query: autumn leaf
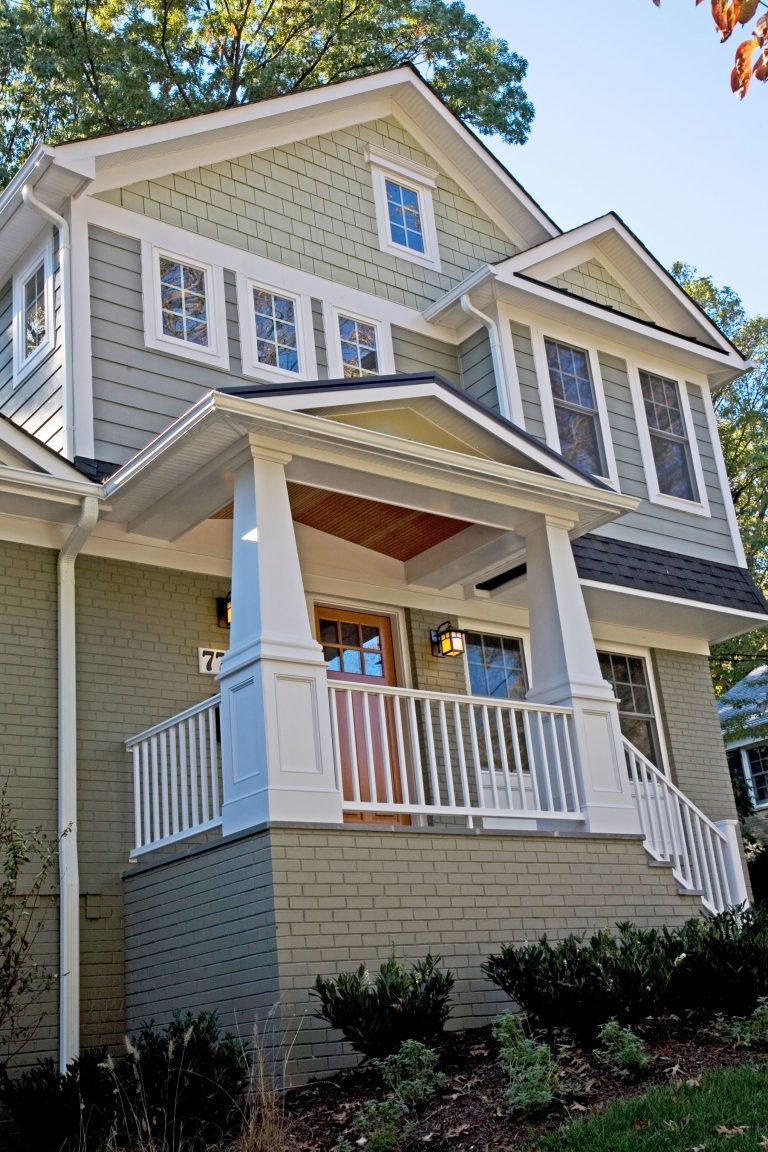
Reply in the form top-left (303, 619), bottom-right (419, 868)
top-left (755, 43), bottom-right (768, 80)
top-left (715, 1123), bottom-right (749, 1135)
top-left (712, 0), bottom-right (742, 42)
top-left (737, 0), bottom-right (761, 23)
top-left (731, 36), bottom-right (759, 96)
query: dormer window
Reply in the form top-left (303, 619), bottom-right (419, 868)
top-left (366, 145), bottom-right (441, 271)
top-left (13, 240), bottom-right (54, 384)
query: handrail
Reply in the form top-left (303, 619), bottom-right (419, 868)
top-left (329, 681), bottom-right (574, 715)
top-left (624, 737), bottom-right (733, 913)
top-left (125, 695), bottom-right (221, 749)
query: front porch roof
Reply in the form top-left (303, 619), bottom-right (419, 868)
top-left (101, 375), bottom-right (637, 558)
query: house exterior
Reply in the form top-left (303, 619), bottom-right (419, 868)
top-left (719, 666), bottom-right (768, 825)
top-left (0, 67), bottom-right (765, 1079)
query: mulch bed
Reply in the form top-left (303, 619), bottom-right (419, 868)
top-left (284, 1016), bottom-right (760, 1151)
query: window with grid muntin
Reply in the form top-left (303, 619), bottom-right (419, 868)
top-left (318, 617), bottom-right (384, 677)
top-left (385, 179), bottom-right (425, 253)
top-left (159, 257), bottom-right (209, 346)
top-left (338, 315), bottom-right (379, 378)
top-left (639, 370), bottom-right (698, 501)
top-left (544, 338), bottom-right (606, 476)
top-left (252, 288), bottom-right (299, 373)
top-left (22, 263), bottom-right (47, 360)
top-left (598, 651), bottom-right (661, 766)
top-left (465, 632), bottom-right (528, 701)
top-left (746, 745), bottom-right (768, 804)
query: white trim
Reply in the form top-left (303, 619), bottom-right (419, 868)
top-left (140, 242), bottom-right (229, 369)
top-left (69, 196), bottom-right (95, 458)
top-left (580, 577), bottom-right (768, 625)
top-left (625, 358), bottom-right (710, 518)
top-left (87, 196), bottom-right (456, 345)
top-left (529, 322), bottom-right (620, 490)
top-left (235, 273), bottom-right (316, 384)
top-left (740, 745), bottom-right (768, 810)
top-left (324, 305), bottom-right (395, 380)
top-left (700, 380), bottom-right (747, 567)
top-left (12, 235), bottom-right (55, 385)
top-left (495, 308), bottom-right (526, 428)
top-left (594, 640), bottom-right (671, 777)
top-left (366, 145), bottom-right (441, 272)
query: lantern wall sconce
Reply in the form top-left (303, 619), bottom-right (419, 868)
top-left (430, 620), bottom-right (466, 658)
top-left (216, 592), bottom-right (231, 629)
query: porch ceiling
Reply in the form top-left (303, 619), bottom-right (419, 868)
top-left (212, 482), bottom-right (472, 562)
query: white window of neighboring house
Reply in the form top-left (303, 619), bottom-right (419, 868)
top-left (141, 243), bottom-right (229, 368)
top-left (235, 276), bottom-right (317, 384)
top-left (732, 745), bottom-right (768, 808)
top-left (13, 240), bottom-right (54, 384)
top-left (628, 363), bottom-right (710, 515)
top-left (366, 145), bottom-right (441, 271)
top-left (325, 307), bottom-right (395, 380)
top-left (597, 649), bottom-right (665, 768)
top-left (465, 631), bottom-right (528, 701)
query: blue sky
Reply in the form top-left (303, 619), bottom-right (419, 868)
top-left (468, 0), bottom-right (766, 316)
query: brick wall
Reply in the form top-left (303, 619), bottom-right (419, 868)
top-left (652, 648), bottom-right (737, 821)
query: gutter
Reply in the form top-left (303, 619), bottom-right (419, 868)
top-left (21, 185), bottom-right (74, 461)
top-left (57, 495), bottom-right (100, 1071)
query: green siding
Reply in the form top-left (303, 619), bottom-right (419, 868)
top-left (510, 320), bottom-right (546, 439)
top-left (549, 260), bottom-right (650, 321)
top-left (458, 326), bottom-right (497, 411)
top-left (391, 325), bottom-right (460, 384)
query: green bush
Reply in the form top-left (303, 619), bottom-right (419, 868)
top-left (340, 1041), bottom-right (445, 1152)
top-left (0, 1049), bottom-right (116, 1152)
top-left (710, 998), bottom-right (768, 1046)
top-left (483, 923), bottom-right (674, 1037)
top-left (493, 1014), bottom-right (558, 1115)
top-left (594, 1019), bottom-right (649, 1080)
top-left (666, 905), bottom-right (768, 1017)
top-left (312, 954), bottom-right (454, 1059)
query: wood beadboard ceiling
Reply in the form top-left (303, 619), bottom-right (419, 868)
top-left (211, 482), bottom-right (470, 562)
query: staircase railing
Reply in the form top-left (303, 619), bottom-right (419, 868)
top-left (624, 737), bottom-right (734, 913)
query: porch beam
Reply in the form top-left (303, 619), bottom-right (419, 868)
top-left (404, 526), bottom-right (524, 589)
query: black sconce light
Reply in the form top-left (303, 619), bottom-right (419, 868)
top-left (216, 592), bottom-right (231, 629)
top-left (430, 620), bottom-right (466, 658)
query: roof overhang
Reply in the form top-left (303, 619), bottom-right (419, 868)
top-left (102, 386), bottom-right (637, 543)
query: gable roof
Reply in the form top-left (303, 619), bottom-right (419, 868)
top-left (719, 665), bottom-right (768, 738)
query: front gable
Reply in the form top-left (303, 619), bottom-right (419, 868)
top-left (546, 259), bottom-right (651, 323)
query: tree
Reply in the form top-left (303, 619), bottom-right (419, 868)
top-left (673, 262), bottom-right (768, 693)
top-left (0, 0), bottom-right (534, 188)
top-left (652, 0), bottom-right (768, 98)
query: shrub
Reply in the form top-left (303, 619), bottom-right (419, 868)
top-left (341, 1041), bottom-right (444, 1152)
top-left (710, 997), bottom-right (768, 1047)
top-left (0, 1049), bottom-right (116, 1152)
top-left (594, 1019), bottom-right (649, 1080)
top-left (483, 923), bottom-right (674, 1036)
top-left (312, 954), bottom-right (454, 1059)
top-left (666, 905), bottom-right (768, 1017)
top-left (493, 1013), bottom-right (558, 1116)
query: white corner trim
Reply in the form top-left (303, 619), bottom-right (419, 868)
top-left (625, 358), bottom-right (711, 519)
top-left (140, 241), bottom-right (229, 369)
top-left (323, 304), bottom-right (395, 380)
top-left (700, 381), bottom-right (747, 567)
top-left (70, 196), bottom-right (95, 458)
top-left (366, 144), bottom-right (442, 272)
top-left (12, 235), bottom-right (55, 386)
top-left (529, 323), bottom-right (620, 491)
top-left (235, 273), bottom-right (317, 385)
top-left (494, 308), bottom-right (526, 428)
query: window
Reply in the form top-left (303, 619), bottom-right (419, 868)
top-left (235, 275), bottom-right (315, 384)
top-left (367, 145), bottom-right (441, 270)
top-left (465, 632), bottom-right (528, 701)
top-left (13, 241), bottom-right (54, 383)
top-left (544, 337), bottom-right (606, 476)
top-left (639, 370), bottom-right (698, 501)
top-left (738, 745), bottom-right (768, 807)
top-left (598, 651), bottom-right (662, 766)
top-left (337, 314), bottom-right (380, 378)
top-left (141, 243), bottom-right (228, 368)
top-left (252, 288), bottom-right (298, 372)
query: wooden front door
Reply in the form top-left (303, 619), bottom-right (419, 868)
top-left (315, 605), bottom-right (408, 824)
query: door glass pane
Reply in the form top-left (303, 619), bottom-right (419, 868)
top-left (363, 651), bottom-right (384, 677)
top-left (341, 622), bottom-right (359, 647)
top-left (318, 618), bottom-right (339, 645)
top-left (323, 647), bottom-right (342, 672)
top-left (342, 649), bottom-right (362, 674)
top-left (361, 625), bottom-right (381, 649)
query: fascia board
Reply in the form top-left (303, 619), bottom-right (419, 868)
top-left (0, 464), bottom-right (104, 502)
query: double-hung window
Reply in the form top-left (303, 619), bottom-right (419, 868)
top-left (367, 145), bottom-right (441, 270)
top-left (543, 337), bottom-right (608, 478)
top-left (597, 650), bottom-right (663, 767)
top-left (141, 243), bottom-right (228, 368)
top-left (638, 369), bottom-right (699, 502)
top-left (236, 276), bottom-right (316, 383)
top-left (338, 314), bottom-right (379, 378)
top-left (13, 241), bottom-right (54, 383)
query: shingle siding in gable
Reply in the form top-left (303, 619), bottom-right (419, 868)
top-left (549, 260), bottom-right (650, 321)
top-left (100, 117), bottom-right (518, 312)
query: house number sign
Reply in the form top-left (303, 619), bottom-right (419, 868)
top-left (198, 648), bottom-right (227, 675)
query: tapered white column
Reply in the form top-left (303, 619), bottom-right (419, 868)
top-left (218, 441), bottom-right (342, 832)
top-left (522, 514), bottom-right (641, 834)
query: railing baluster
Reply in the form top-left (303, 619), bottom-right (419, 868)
top-left (329, 688), bottom-right (343, 794)
top-left (424, 700), bottom-right (442, 807)
top-left (361, 692), bottom-right (378, 804)
top-left (548, 713), bottom-right (568, 813)
top-left (407, 696), bottom-right (426, 807)
top-left (159, 731), bottom-right (170, 841)
top-left (522, 710), bottom-right (542, 811)
top-left (198, 711), bottom-right (210, 825)
top-left (169, 726), bottom-right (180, 835)
top-left (481, 705), bottom-right (499, 811)
top-left (438, 699), bottom-right (456, 808)
top-left (208, 703), bottom-right (220, 819)
top-left (468, 703), bottom-right (485, 810)
top-left (393, 695), bottom-right (411, 807)
top-left (179, 723), bottom-right (189, 830)
top-left (561, 714), bottom-right (580, 812)
top-left (453, 701), bottom-right (473, 826)
top-left (345, 689), bottom-right (361, 805)
top-left (683, 805), bottom-right (702, 893)
top-left (150, 735), bottom-right (160, 844)
top-left (508, 710), bottom-right (527, 811)
top-left (536, 711), bottom-right (554, 811)
top-left (188, 719), bottom-right (199, 828)
top-left (377, 693), bottom-right (394, 806)
top-left (141, 742), bottom-right (151, 846)
top-left (132, 746), bottom-right (142, 850)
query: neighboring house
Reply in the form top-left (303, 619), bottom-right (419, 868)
top-left (0, 67), bottom-right (765, 1079)
top-left (719, 666), bottom-right (768, 822)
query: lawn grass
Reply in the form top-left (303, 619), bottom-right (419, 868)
top-left (533, 1063), bottom-right (768, 1151)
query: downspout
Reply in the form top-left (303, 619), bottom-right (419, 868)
top-left (459, 294), bottom-right (514, 422)
top-left (21, 185), bottom-right (74, 461)
top-left (57, 496), bottom-right (99, 1071)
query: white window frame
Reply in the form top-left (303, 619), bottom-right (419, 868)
top-left (596, 641), bottom-right (670, 775)
top-left (738, 744), bottom-right (768, 810)
top-left (141, 242), bottom-right (229, 369)
top-left (324, 305), bottom-right (395, 381)
top-left (458, 621), bottom-right (531, 702)
top-left (626, 358), bottom-right (710, 517)
top-left (530, 324), bottom-right (620, 489)
top-left (12, 239), bottom-right (55, 386)
top-left (366, 145), bottom-right (441, 272)
top-left (235, 274), bottom-right (316, 384)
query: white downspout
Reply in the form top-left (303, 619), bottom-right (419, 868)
top-left (57, 496), bottom-right (99, 1071)
top-left (459, 294), bottom-right (514, 422)
top-left (21, 185), bottom-right (74, 461)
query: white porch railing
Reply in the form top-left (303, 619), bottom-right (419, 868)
top-left (328, 683), bottom-right (582, 825)
top-left (624, 737), bottom-right (734, 913)
top-left (126, 695), bottom-right (223, 858)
